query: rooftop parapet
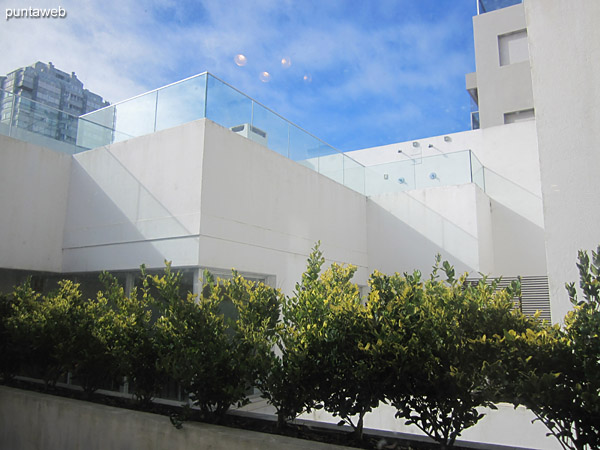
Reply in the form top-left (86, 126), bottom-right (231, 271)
top-left (1, 73), bottom-right (488, 197)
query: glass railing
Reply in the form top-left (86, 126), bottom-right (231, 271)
top-left (2, 77), bottom-right (488, 198)
top-left (364, 150), bottom-right (485, 196)
top-left (0, 88), bottom-right (121, 154)
top-left (78, 72), bottom-right (367, 194)
top-left (478, 0), bottom-right (522, 14)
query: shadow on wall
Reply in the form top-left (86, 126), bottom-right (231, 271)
top-left (480, 168), bottom-right (547, 276)
top-left (62, 147), bottom-right (200, 272)
top-left (367, 195), bottom-right (477, 277)
top-left (490, 200), bottom-right (547, 276)
top-left (483, 168), bottom-right (544, 228)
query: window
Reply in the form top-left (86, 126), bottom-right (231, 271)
top-left (504, 108), bottom-right (534, 124)
top-left (498, 29), bottom-right (529, 66)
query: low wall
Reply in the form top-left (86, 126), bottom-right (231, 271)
top-left (0, 386), bottom-right (349, 450)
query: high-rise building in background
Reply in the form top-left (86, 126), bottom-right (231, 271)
top-left (0, 61), bottom-right (109, 144)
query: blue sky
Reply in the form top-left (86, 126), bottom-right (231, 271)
top-left (1, 0), bottom-right (477, 151)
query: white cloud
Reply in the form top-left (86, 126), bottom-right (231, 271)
top-left (0, 0), bottom-right (476, 149)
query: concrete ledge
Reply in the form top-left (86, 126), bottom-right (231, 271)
top-left (0, 386), bottom-right (350, 450)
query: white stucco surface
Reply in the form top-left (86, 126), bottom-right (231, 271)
top-left (367, 184), bottom-right (491, 276)
top-left (525, 0), bottom-right (600, 322)
top-left (63, 120), bottom-right (205, 272)
top-left (198, 120), bottom-right (369, 294)
top-left (472, 3), bottom-right (534, 128)
top-left (299, 401), bottom-right (561, 450)
top-left (61, 119), bottom-right (369, 294)
top-left (349, 121), bottom-right (546, 278)
top-left (0, 135), bottom-right (71, 272)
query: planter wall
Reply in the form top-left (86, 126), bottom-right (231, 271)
top-left (0, 386), bottom-right (350, 450)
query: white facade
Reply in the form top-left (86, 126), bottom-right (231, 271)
top-left (0, 0), bottom-right (594, 323)
top-left (349, 120), bottom-right (546, 279)
top-left (0, 0), bottom-right (598, 447)
top-left (59, 118), bottom-right (369, 294)
top-left (524, 0), bottom-right (600, 321)
top-left (466, 3), bottom-right (534, 129)
top-left (0, 135), bottom-right (71, 287)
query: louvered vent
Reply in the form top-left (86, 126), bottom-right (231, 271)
top-left (465, 276), bottom-right (551, 322)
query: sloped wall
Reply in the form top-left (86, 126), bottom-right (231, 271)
top-left (0, 386), bottom-right (348, 450)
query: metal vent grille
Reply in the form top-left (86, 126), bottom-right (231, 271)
top-left (465, 276), bottom-right (551, 322)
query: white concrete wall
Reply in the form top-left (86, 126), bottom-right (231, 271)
top-left (0, 386), bottom-right (349, 450)
top-left (349, 122), bottom-right (546, 278)
top-left (62, 119), bottom-right (368, 294)
top-left (198, 120), bottom-right (369, 294)
top-left (476, 122), bottom-right (547, 277)
top-left (367, 184), bottom-right (492, 276)
top-left (472, 3), bottom-right (534, 128)
top-left (524, 0), bottom-right (600, 322)
top-left (62, 120), bottom-right (205, 272)
top-left (301, 401), bottom-right (560, 450)
top-left (0, 135), bottom-right (71, 272)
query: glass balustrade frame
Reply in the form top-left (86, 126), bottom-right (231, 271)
top-left (1, 76), bottom-right (487, 196)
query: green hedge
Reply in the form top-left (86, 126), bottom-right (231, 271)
top-left (1, 244), bottom-right (599, 449)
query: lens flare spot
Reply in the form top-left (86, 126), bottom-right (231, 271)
top-left (234, 54), bottom-right (247, 66)
top-left (281, 57), bottom-right (292, 68)
top-left (303, 74), bottom-right (312, 83)
top-left (259, 71), bottom-right (271, 82)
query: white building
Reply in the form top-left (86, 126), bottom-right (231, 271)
top-left (0, 0), bottom-right (598, 447)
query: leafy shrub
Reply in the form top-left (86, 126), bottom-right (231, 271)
top-left (155, 267), bottom-right (271, 421)
top-left (95, 270), bottom-right (167, 405)
top-left (249, 244), bottom-right (324, 428)
top-left (4, 245), bottom-right (599, 449)
top-left (299, 259), bottom-right (382, 439)
top-left (0, 292), bottom-right (26, 381)
top-left (4, 279), bottom-right (119, 394)
top-left (369, 256), bottom-right (539, 449)
top-left (509, 247), bottom-right (600, 450)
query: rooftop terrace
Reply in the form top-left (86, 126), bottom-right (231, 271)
top-left (1, 73), bottom-right (486, 196)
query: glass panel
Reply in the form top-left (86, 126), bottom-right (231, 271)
top-left (13, 96), bottom-right (60, 139)
top-left (413, 151), bottom-right (469, 189)
top-left (479, 0), bottom-right (521, 14)
top-left (77, 106), bottom-right (116, 148)
top-left (470, 151), bottom-right (486, 191)
top-left (365, 158), bottom-right (418, 195)
top-left (289, 124), bottom-right (325, 168)
top-left (205, 75), bottom-right (252, 130)
top-left (57, 113), bottom-right (79, 145)
top-left (0, 93), bottom-right (81, 153)
top-left (343, 155), bottom-right (365, 194)
top-left (483, 169), bottom-right (543, 227)
top-left (319, 152), bottom-right (344, 185)
top-left (112, 91), bottom-right (158, 141)
top-left (365, 150), bottom-right (481, 195)
top-left (251, 103), bottom-right (289, 157)
top-left (156, 74), bottom-right (206, 132)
